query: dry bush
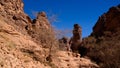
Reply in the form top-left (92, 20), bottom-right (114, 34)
top-left (28, 26), bottom-right (58, 47)
top-left (27, 26), bottom-right (59, 59)
top-left (83, 31), bottom-right (120, 68)
top-left (54, 29), bottom-right (72, 51)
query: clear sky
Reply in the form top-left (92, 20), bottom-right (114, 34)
top-left (23, 0), bottom-right (119, 38)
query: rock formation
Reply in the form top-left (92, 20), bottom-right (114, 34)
top-left (32, 11), bottom-right (51, 30)
top-left (0, 0), bottom-right (28, 33)
top-left (92, 5), bottom-right (120, 37)
top-left (69, 24), bottom-right (82, 53)
top-left (84, 5), bottom-right (120, 68)
top-left (0, 0), bottom-right (99, 68)
top-left (0, 0), bottom-right (56, 48)
top-left (27, 11), bottom-right (56, 48)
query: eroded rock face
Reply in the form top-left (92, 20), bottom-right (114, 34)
top-left (0, 0), bottom-right (55, 47)
top-left (0, 0), bottom-right (52, 35)
top-left (26, 11), bottom-right (57, 48)
top-left (0, 0), bottom-right (24, 15)
top-left (0, 0), bottom-right (30, 34)
top-left (92, 5), bottom-right (120, 37)
top-left (0, 16), bottom-right (51, 68)
top-left (69, 24), bottom-right (82, 53)
top-left (32, 11), bottom-right (51, 30)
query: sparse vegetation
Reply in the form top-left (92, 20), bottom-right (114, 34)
top-left (83, 31), bottom-right (120, 68)
top-left (28, 28), bottom-right (59, 59)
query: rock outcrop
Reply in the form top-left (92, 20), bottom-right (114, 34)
top-left (69, 24), bottom-right (82, 53)
top-left (27, 11), bottom-right (56, 48)
top-left (0, 0), bottom-right (24, 15)
top-left (92, 5), bottom-right (120, 37)
top-left (0, 0), bottom-right (28, 34)
top-left (84, 5), bottom-right (120, 68)
top-left (0, 0), bottom-right (56, 48)
top-left (33, 11), bottom-right (51, 29)
top-left (0, 16), bottom-right (51, 68)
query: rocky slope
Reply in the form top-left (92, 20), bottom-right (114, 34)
top-left (84, 5), bottom-right (120, 68)
top-left (92, 4), bottom-right (120, 37)
top-left (0, 0), bottom-right (99, 68)
top-left (0, 0), bottom-right (56, 48)
top-left (0, 0), bottom-right (28, 34)
top-left (0, 15), bottom-right (51, 68)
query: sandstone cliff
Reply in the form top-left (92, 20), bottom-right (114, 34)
top-left (0, 0), bottom-right (56, 48)
top-left (0, 15), bottom-right (50, 68)
top-left (0, 0), bottom-right (28, 34)
top-left (92, 4), bottom-right (120, 37)
top-left (0, 0), bottom-right (99, 68)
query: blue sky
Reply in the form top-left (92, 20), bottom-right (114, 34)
top-left (23, 0), bottom-right (119, 38)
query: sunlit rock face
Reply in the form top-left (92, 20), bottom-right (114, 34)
top-left (0, 0), bottom-right (24, 15)
top-left (0, 0), bottom-right (30, 34)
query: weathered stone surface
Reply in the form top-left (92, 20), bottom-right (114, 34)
top-left (69, 24), bottom-right (82, 53)
top-left (0, 0), bottom-right (30, 34)
top-left (32, 11), bottom-right (51, 30)
top-left (92, 5), bottom-right (120, 37)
